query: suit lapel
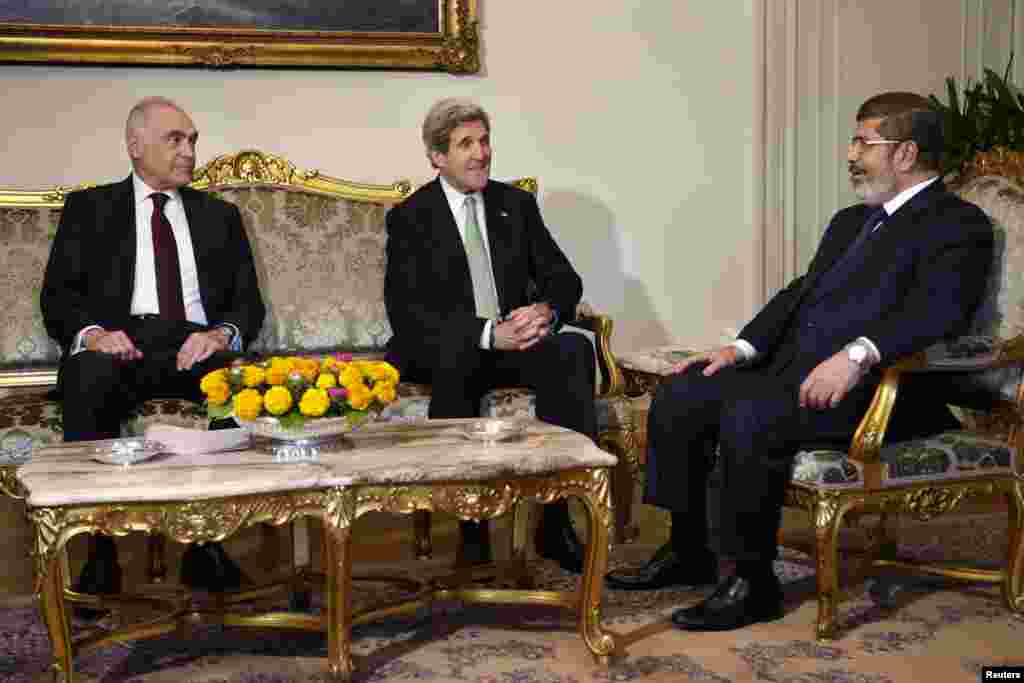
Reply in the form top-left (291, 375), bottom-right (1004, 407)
top-left (427, 179), bottom-right (475, 304)
top-left (813, 210), bottom-right (869, 278)
top-left (180, 187), bottom-right (213, 311)
top-left (114, 177), bottom-right (138, 313)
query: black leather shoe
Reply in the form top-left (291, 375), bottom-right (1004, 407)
top-left (180, 542), bottom-right (244, 592)
top-left (72, 535), bottom-right (122, 620)
top-left (605, 543), bottom-right (717, 590)
top-left (535, 512), bottom-right (585, 574)
top-left (670, 574), bottom-right (784, 631)
top-left (455, 520), bottom-right (492, 567)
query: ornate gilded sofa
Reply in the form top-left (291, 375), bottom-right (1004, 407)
top-left (0, 150), bottom-right (632, 561)
top-left (616, 161), bottom-right (1024, 641)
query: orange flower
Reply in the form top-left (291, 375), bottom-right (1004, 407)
top-left (204, 380), bottom-right (231, 406)
top-left (233, 388), bottom-right (263, 421)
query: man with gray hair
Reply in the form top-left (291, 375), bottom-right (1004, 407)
top-left (385, 98), bottom-right (595, 572)
top-left (41, 96), bottom-right (265, 609)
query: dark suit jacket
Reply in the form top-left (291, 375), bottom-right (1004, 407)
top-left (40, 176), bottom-right (265, 354)
top-left (743, 180), bottom-right (993, 372)
top-left (384, 178), bottom-right (582, 366)
top-left (739, 180), bottom-right (993, 438)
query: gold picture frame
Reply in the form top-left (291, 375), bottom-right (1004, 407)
top-left (0, 0), bottom-right (478, 73)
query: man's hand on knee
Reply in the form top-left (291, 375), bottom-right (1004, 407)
top-left (799, 350), bottom-right (864, 410)
top-left (672, 346), bottom-right (739, 377)
top-left (177, 329), bottom-right (230, 370)
top-left (84, 329), bottom-right (143, 361)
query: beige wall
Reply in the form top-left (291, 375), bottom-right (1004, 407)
top-left (0, 2), bottom-right (759, 353)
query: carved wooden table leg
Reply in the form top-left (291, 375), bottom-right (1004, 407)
top-left (40, 541), bottom-right (75, 682)
top-left (325, 522), bottom-right (354, 681)
top-left (576, 480), bottom-right (616, 663)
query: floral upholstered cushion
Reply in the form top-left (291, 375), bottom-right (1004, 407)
top-left (617, 346), bottom-right (700, 376)
top-left (213, 186), bottom-right (394, 353)
top-left (791, 431), bottom-right (1012, 489)
top-left (0, 207), bottom-right (62, 368)
top-left (955, 175), bottom-right (1024, 341)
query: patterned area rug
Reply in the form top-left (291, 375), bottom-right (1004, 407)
top-left (3, 514), bottom-right (1022, 682)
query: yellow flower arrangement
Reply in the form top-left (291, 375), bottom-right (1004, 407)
top-left (200, 354), bottom-right (400, 430)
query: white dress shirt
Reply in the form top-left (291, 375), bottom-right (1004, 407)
top-left (128, 173), bottom-right (207, 323)
top-left (439, 175), bottom-right (501, 349)
top-left (71, 172), bottom-right (238, 353)
top-left (732, 175), bottom-right (940, 365)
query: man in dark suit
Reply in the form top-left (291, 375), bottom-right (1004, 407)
top-left (384, 98), bottom-right (596, 572)
top-left (605, 92), bottom-right (994, 631)
top-left (40, 97), bottom-right (265, 607)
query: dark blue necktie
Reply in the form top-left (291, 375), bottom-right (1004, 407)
top-left (812, 205), bottom-right (887, 296)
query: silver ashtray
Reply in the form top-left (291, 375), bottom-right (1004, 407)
top-left (88, 438), bottom-right (166, 466)
top-left (460, 419), bottom-right (525, 444)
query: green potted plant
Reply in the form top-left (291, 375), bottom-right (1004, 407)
top-left (929, 57), bottom-right (1024, 182)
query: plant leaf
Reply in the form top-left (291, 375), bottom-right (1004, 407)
top-left (207, 402), bottom-right (233, 419)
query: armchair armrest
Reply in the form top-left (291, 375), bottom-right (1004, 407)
top-left (568, 302), bottom-right (625, 399)
top-left (847, 362), bottom-right (908, 488)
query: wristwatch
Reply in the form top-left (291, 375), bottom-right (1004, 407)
top-left (847, 342), bottom-right (872, 369)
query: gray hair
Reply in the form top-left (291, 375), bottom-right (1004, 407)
top-left (421, 97), bottom-right (491, 163)
top-left (125, 96), bottom-right (185, 138)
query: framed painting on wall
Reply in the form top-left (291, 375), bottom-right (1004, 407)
top-left (0, 0), bottom-right (478, 72)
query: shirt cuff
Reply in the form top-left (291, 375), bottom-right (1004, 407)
top-left (480, 319), bottom-right (493, 350)
top-left (855, 336), bottom-right (881, 365)
top-left (731, 339), bottom-right (757, 363)
top-left (218, 323), bottom-right (242, 352)
top-left (71, 325), bottom-right (104, 355)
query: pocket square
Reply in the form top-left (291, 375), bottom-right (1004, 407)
top-left (500, 210), bottom-right (509, 218)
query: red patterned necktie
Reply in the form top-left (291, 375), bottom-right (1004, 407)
top-left (150, 193), bottom-right (186, 321)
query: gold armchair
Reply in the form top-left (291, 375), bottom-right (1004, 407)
top-left (785, 160), bottom-right (1024, 641)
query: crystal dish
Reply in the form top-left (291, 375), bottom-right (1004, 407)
top-left (460, 419), bottom-right (526, 444)
top-left (88, 438), bottom-right (166, 466)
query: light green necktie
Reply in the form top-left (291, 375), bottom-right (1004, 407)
top-left (463, 196), bottom-right (500, 319)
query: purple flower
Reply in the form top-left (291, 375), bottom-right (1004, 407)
top-left (328, 387), bottom-right (348, 400)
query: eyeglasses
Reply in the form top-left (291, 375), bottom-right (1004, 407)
top-left (848, 136), bottom-right (906, 153)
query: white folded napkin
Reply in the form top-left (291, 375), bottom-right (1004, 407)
top-left (143, 423), bottom-right (251, 455)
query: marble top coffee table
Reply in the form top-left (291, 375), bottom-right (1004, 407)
top-left (17, 418), bottom-right (618, 682)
